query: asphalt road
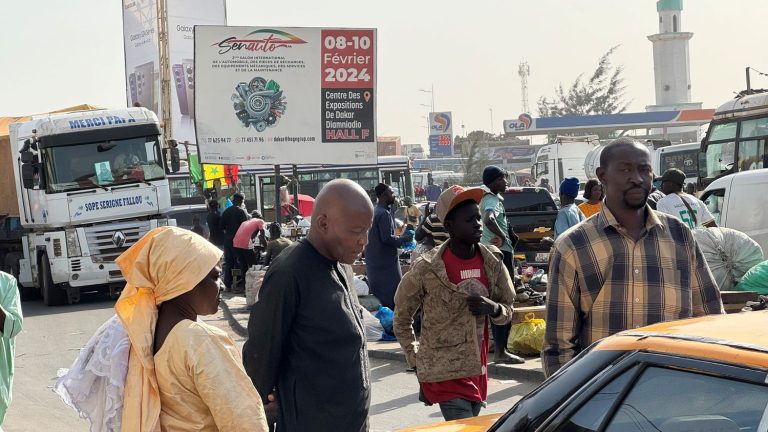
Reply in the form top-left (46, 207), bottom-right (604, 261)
top-left (3, 294), bottom-right (539, 431)
top-left (4, 292), bottom-right (115, 431)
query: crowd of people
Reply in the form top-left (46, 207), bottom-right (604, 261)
top-left (3, 136), bottom-right (767, 431)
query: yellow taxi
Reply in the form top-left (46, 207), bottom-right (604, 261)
top-left (400, 310), bottom-right (768, 431)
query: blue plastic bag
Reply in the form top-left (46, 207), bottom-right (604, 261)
top-left (374, 306), bottom-right (396, 341)
top-left (402, 229), bottom-right (417, 252)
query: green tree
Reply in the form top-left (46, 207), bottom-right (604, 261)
top-left (461, 131), bottom-right (493, 185)
top-left (537, 46), bottom-right (629, 117)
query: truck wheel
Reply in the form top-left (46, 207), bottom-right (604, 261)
top-left (5, 252), bottom-right (37, 300)
top-left (40, 257), bottom-right (66, 306)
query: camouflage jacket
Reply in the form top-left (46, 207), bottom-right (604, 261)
top-left (393, 242), bottom-right (515, 383)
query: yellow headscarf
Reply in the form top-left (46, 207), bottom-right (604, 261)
top-left (115, 226), bottom-right (222, 432)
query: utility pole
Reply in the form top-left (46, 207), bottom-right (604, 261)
top-left (156, 0), bottom-right (172, 141)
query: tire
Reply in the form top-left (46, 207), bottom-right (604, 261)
top-left (40, 257), bottom-right (67, 306)
top-left (4, 252), bottom-right (37, 301)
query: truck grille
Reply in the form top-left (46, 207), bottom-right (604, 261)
top-left (84, 221), bottom-right (152, 263)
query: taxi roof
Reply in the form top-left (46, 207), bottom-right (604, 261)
top-left (596, 311), bottom-right (768, 368)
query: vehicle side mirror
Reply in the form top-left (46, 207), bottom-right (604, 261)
top-left (21, 163), bottom-right (36, 189)
top-left (170, 146), bottom-right (180, 173)
top-left (20, 150), bottom-right (35, 164)
top-left (166, 140), bottom-right (181, 173)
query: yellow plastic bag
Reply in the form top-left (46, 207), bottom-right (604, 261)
top-left (507, 313), bottom-right (546, 355)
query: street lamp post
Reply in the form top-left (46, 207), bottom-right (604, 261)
top-left (419, 85), bottom-right (435, 113)
top-left (489, 108), bottom-right (494, 134)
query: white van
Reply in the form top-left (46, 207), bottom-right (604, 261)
top-left (700, 168), bottom-right (768, 256)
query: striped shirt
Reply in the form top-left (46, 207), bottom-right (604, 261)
top-left (422, 214), bottom-right (449, 245)
top-left (542, 205), bottom-right (724, 377)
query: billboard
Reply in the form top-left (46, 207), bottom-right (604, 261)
top-left (194, 26), bottom-right (378, 165)
top-left (428, 112), bottom-right (453, 157)
top-left (123, 0), bottom-right (160, 115)
top-left (122, 0), bottom-right (226, 143)
top-left (503, 113), bottom-right (535, 134)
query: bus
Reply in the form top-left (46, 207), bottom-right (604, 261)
top-left (168, 155), bottom-right (413, 221)
top-left (699, 90), bottom-right (768, 188)
top-left (412, 157), bottom-right (466, 172)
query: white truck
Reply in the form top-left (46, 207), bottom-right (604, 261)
top-left (584, 141), bottom-right (701, 190)
top-left (0, 107), bottom-right (174, 305)
top-left (531, 135), bottom-right (600, 193)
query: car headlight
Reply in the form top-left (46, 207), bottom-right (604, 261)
top-left (157, 218), bottom-right (169, 227)
top-left (65, 228), bottom-right (82, 256)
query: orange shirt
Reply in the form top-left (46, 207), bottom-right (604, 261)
top-left (578, 201), bottom-right (602, 218)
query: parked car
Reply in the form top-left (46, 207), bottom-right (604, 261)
top-left (165, 204), bottom-right (208, 233)
top-left (400, 310), bottom-right (768, 432)
top-left (503, 187), bottom-right (558, 264)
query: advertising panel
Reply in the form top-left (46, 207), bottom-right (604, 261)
top-left (503, 113), bottom-right (535, 133)
top-left (194, 26), bottom-right (378, 165)
top-left (122, 0), bottom-right (160, 115)
top-left (428, 112), bottom-right (453, 157)
top-left (167, 0), bottom-right (226, 143)
top-left (122, 0), bottom-right (226, 144)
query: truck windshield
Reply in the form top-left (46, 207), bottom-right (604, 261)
top-left (44, 135), bottom-right (165, 192)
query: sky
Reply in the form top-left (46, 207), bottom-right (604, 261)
top-left (1, 0), bottom-right (766, 148)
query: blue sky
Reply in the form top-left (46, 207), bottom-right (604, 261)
top-left (0, 0), bottom-right (765, 146)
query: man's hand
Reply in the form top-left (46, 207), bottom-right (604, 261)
top-left (264, 393), bottom-right (278, 425)
top-left (466, 294), bottom-right (500, 316)
top-left (490, 235), bottom-right (505, 248)
top-left (423, 203), bottom-right (433, 218)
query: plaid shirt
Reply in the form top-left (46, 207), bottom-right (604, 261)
top-left (542, 205), bottom-right (724, 376)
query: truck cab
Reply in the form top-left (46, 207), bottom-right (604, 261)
top-left (532, 135), bottom-right (600, 193)
top-left (8, 108), bottom-right (173, 305)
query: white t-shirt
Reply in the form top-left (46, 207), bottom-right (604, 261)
top-left (655, 193), bottom-right (715, 229)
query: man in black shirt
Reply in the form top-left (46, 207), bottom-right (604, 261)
top-left (206, 200), bottom-right (224, 248)
top-left (244, 179), bottom-right (373, 432)
top-left (220, 193), bottom-right (249, 290)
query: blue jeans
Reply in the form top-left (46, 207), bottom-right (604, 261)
top-left (438, 398), bottom-right (483, 421)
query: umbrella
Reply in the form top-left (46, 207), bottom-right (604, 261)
top-left (282, 194), bottom-right (315, 217)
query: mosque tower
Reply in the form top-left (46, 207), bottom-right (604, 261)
top-left (646, 0), bottom-right (702, 112)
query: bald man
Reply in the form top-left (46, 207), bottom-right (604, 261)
top-left (244, 179), bottom-right (374, 432)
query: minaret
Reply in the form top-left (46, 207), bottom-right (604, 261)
top-left (646, 0), bottom-right (702, 112)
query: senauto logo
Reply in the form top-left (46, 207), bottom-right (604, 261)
top-left (431, 113), bottom-right (451, 133)
top-left (215, 29), bottom-right (307, 54)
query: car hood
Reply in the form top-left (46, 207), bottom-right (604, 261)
top-left (397, 413), bottom-right (501, 431)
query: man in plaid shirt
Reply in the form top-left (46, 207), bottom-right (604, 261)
top-left (542, 138), bottom-right (724, 377)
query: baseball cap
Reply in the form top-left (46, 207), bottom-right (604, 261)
top-left (435, 185), bottom-right (485, 222)
top-left (661, 168), bottom-right (686, 186)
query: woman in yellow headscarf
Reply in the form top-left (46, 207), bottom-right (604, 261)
top-left (115, 226), bottom-right (268, 432)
